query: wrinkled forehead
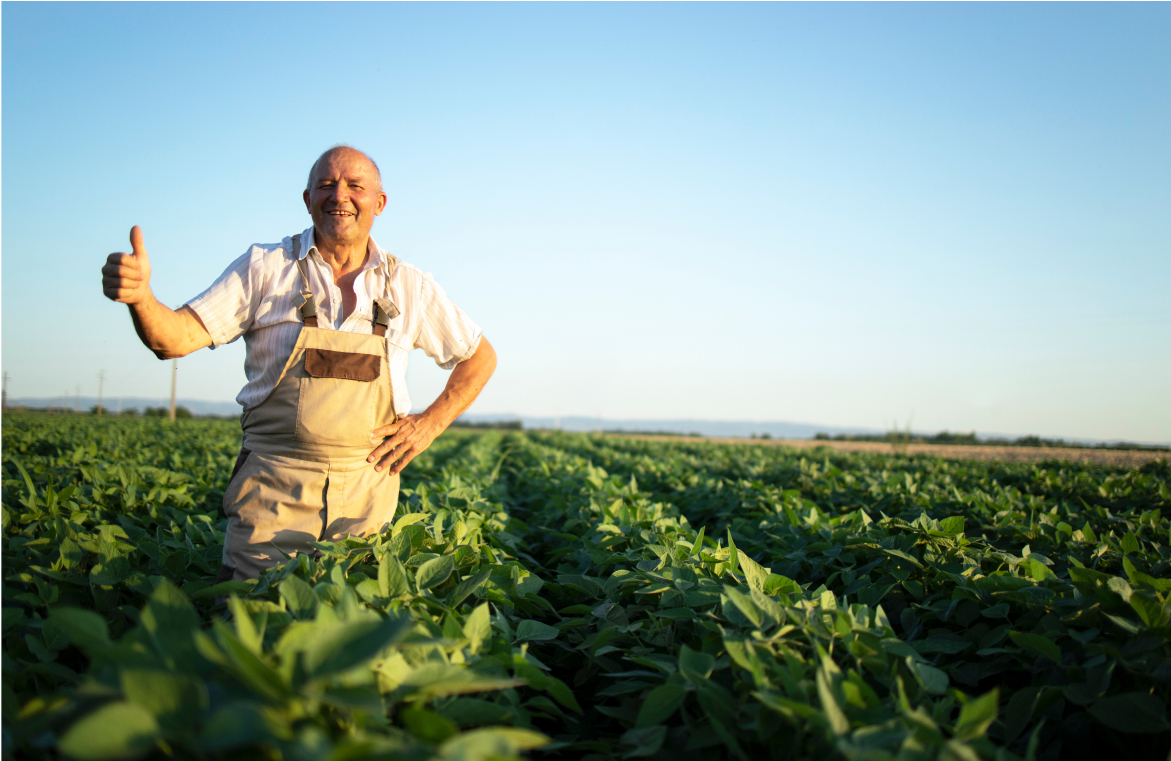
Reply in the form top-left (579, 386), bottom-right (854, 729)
top-left (309, 148), bottom-right (380, 186)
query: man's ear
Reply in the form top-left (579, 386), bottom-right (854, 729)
top-left (303, 189), bottom-right (312, 213)
top-left (374, 191), bottom-right (388, 216)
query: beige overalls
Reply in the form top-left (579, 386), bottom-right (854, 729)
top-left (220, 233), bottom-right (401, 581)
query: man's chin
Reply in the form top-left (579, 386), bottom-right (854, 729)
top-left (315, 220), bottom-right (364, 243)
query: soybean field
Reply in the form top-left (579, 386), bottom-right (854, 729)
top-left (3, 414), bottom-right (1169, 761)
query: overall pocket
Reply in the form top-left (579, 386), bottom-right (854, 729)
top-left (295, 348), bottom-right (382, 446)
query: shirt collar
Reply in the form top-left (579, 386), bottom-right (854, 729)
top-left (299, 227), bottom-right (397, 276)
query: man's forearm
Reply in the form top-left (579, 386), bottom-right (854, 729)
top-left (421, 338), bottom-right (498, 429)
top-left (129, 299), bottom-right (212, 360)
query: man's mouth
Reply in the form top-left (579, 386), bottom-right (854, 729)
top-left (327, 210), bottom-right (355, 218)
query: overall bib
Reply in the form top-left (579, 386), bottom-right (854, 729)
top-left (221, 234), bottom-right (401, 580)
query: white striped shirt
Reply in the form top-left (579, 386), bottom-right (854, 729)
top-left (186, 227), bottom-right (482, 414)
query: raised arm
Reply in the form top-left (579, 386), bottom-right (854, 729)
top-left (368, 336), bottom-right (498, 476)
top-left (101, 226), bottom-right (212, 359)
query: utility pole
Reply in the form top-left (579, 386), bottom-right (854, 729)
top-left (2, 371), bottom-right (8, 412)
top-left (169, 359), bottom-right (177, 422)
top-left (97, 370), bottom-right (105, 416)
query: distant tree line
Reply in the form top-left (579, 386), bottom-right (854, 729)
top-left (812, 430), bottom-right (1168, 452)
top-left (605, 429), bottom-right (704, 438)
top-left (450, 419), bottom-right (523, 430)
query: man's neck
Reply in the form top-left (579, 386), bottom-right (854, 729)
top-left (313, 229), bottom-right (370, 277)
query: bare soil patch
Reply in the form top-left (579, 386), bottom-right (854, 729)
top-left (610, 434), bottom-right (1169, 468)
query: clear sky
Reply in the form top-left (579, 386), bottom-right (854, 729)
top-left (3, 3), bottom-right (1168, 442)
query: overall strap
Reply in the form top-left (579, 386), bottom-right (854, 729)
top-left (290, 234), bottom-right (318, 328)
top-left (372, 251), bottom-right (400, 337)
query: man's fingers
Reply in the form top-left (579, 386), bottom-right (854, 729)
top-left (379, 445), bottom-right (417, 476)
top-left (104, 287), bottom-right (139, 303)
top-left (102, 262), bottom-right (143, 279)
top-left (385, 449), bottom-right (418, 477)
top-left (129, 226), bottom-right (150, 265)
top-left (368, 432), bottom-right (407, 464)
top-left (371, 422), bottom-right (402, 439)
top-left (375, 444), bottom-right (407, 472)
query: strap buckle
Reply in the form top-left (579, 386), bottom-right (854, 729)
top-left (373, 298), bottom-right (399, 325)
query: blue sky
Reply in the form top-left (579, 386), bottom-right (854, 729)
top-left (3, 3), bottom-right (1168, 442)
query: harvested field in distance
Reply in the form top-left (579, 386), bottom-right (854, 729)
top-left (615, 434), bottom-right (1171, 468)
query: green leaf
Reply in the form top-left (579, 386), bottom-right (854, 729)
top-left (401, 703), bottom-right (458, 743)
top-left (416, 555), bottom-right (455, 591)
top-left (737, 550), bottom-right (770, 592)
top-left (1082, 522), bottom-right (1098, 543)
top-left (393, 512), bottom-right (428, 533)
top-left (188, 581), bottom-right (251, 600)
top-left (763, 573), bottom-right (801, 597)
top-left (447, 568), bottom-right (491, 607)
top-left (437, 698), bottom-right (514, 726)
top-left (816, 669), bottom-right (850, 734)
top-left (1009, 631), bottom-right (1062, 664)
top-left (690, 526), bottom-right (706, 557)
top-left (58, 537), bottom-right (85, 569)
top-left (1129, 592), bottom-right (1170, 629)
top-left (954, 688), bottom-right (999, 741)
top-left (515, 619), bottom-right (560, 642)
top-left (724, 586), bottom-right (763, 628)
top-left (140, 579), bottom-right (200, 666)
top-left (193, 701), bottom-right (267, 752)
top-left (395, 662), bottom-right (524, 700)
top-left (1089, 693), bottom-right (1171, 734)
top-left (121, 669), bottom-right (206, 734)
top-left (379, 552), bottom-right (410, 598)
top-left (438, 727), bottom-right (548, 761)
top-left (939, 516), bottom-right (965, 536)
top-left (636, 684), bottom-right (686, 728)
top-left (620, 725), bottom-right (667, 758)
top-left (906, 657), bottom-right (949, 695)
top-left (302, 614), bottom-right (412, 679)
top-left (543, 675), bottom-right (582, 714)
top-left (464, 603), bottom-right (491, 654)
top-left (980, 603), bottom-right (1010, 620)
top-left (913, 637), bottom-right (970, 655)
top-left (726, 529), bottom-right (739, 576)
top-left (211, 621), bottom-right (289, 701)
top-left (679, 644), bottom-right (716, 679)
top-left (279, 575), bottom-right (318, 619)
top-left (387, 530), bottom-right (412, 561)
top-left (58, 702), bottom-right (160, 760)
top-left (47, 607), bottom-right (109, 650)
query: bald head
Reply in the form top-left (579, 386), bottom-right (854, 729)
top-left (307, 145), bottom-right (382, 192)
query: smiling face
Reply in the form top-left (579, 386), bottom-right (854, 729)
top-left (302, 147), bottom-right (387, 248)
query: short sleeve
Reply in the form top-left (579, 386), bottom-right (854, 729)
top-left (413, 272), bottom-right (483, 370)
top-left (185, 246), bottom-right (267, 348)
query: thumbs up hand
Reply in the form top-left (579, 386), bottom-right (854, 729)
top-left (102, 226), bottom-right (154, 305)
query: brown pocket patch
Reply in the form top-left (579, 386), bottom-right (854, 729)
top-left (304, 348), bottom-right (380, 381)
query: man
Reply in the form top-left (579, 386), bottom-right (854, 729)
top-left (101, 145), bottom-right (497, 581)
